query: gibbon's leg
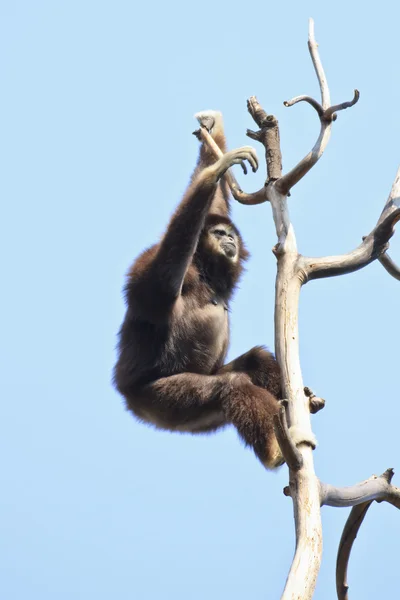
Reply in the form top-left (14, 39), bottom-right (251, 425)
top-left (128, 372), bottom-right (283, 469)
top-left (218, 348), bottom-right (318, 452)
top-left (217, 346), bottom-right (282, 399)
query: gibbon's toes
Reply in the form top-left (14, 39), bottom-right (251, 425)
top-left (194, 110), bottom-right (223, 134)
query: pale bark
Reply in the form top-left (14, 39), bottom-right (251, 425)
top-left (268, 182), bottom-right (322, 600)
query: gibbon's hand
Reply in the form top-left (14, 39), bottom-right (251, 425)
top-left (211, 146), bottom-right (258, 178)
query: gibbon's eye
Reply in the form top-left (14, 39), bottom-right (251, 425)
top-left (214, 229), bottom-right (226, 236)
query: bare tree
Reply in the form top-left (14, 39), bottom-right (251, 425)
top-left (198, 18), bottom-right (400, 599)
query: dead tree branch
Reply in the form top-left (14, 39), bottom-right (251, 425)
top-left (334, 469), bottom-right (400, 600)
top-left (320, 468), bottom-right (400, 508)
top-left (335, 501), bottom-right (372, 600)
top-left (246, 96), bottom-right (282, 183)
top-left (301, 165), bottom-right (400, 280)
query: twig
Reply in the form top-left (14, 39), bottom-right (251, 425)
top-left (334, 469), bottom-right (400, 600)
top-left (378, 252), bottom-right (400, 280)
top-left (283, 95), bottom-right (324, 117)
top-left (324, 90), bottom-right (360, 121)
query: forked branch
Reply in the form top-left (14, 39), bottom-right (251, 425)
top-left (334, 469), bottom-right (400, 600)
top-left (276, 19), bottom-right (359, 195)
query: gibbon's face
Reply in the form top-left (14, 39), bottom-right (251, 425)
top-left (208, 223), bottom-right (239, 261)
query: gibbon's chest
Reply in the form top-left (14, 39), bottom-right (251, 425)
top-left (172, 292), bottom-right (230, 370)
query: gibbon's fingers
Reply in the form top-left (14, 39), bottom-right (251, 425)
top-left (214, 148), bottom-right (258, 179)
top-left (246, 151), bottom-right (258, 173)
top-left (235, 147), bottom-right (258, 174)
top-left (236, 149), bottom-right (258, 174)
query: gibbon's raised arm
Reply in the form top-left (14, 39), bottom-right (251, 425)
top-left (152, 168), bottom-right (219, 300)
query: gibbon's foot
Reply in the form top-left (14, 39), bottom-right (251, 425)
top-left (263, 435), bottom-right (285, 469)
top-left (212, 147), bottom-right (258, 178)
top-left (194, 109), bottom-right (223, 134)
top-left (261, 427), bottom-right (317, 471)
top-left (289, 425), bottom-right (317, 450)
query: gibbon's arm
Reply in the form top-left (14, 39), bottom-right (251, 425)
top-left (151, 169), bottom-right (218, 300)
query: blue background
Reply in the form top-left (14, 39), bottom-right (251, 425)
top-left (1, 2), bottom-right (399, 598)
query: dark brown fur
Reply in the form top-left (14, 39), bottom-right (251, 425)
top-left (114, 112), bottom-right (283, 468)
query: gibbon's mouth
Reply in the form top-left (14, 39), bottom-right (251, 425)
top-left (222, 240), bottom-right (237, 258)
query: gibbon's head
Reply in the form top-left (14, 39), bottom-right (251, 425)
top-left (200, 214), bottom-right (249, 264)
top-left (195, 214), bottom-right (249, 293)
top-left (208, 222), bottom-right (239, 261)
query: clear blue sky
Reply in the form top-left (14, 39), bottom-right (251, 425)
top-left (1, 1), bottom-right (399, 599)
